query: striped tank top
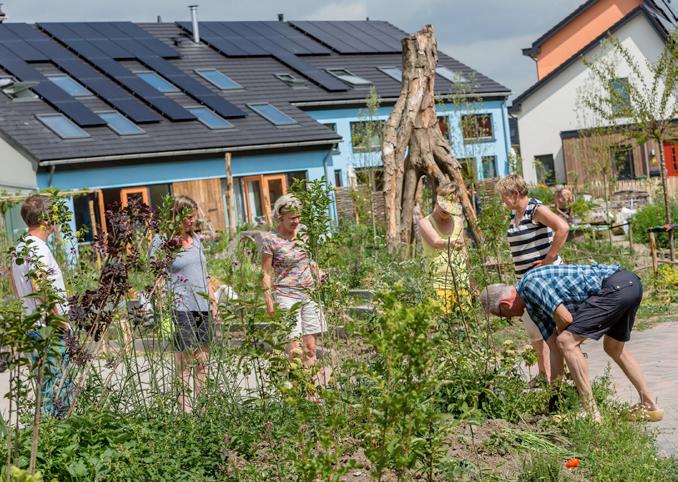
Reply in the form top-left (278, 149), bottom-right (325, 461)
top-left (508, 198), bottom-right (561, 279)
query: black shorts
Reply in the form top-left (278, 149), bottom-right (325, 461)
top-left (566, 270), bottom-right (642, 342)
top-left (172, 311), bottom-right (211, 351)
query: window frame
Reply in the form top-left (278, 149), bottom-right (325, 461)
top-left (461, 113), bottom-right (494, 142)
top-left (187, 106), bottom-right (234, 130)
top-left (481, 155), bottom-right (498, 179)
top-left (195, 68), bottom-right (243, 90)
top-left (436, 66), bottom-right (469, 83)
top-left (274, 73), bottom-right (307, 88)
top-left (248, 103), bottom-right (297, 126)
top-left (534, 154), bottom-right (556, 185)
top-left (46, 74), bottom-right (92, 97)
top-left (37, 113), bottom-right (91, 140)
top-left (378, 66), bottom-right (402, 82)
top-left (609, 144), bottom-right (635, 180)
top-left (610, 77), bottom-right (631, 117)
top-left (1, 77), bottom-right (39, 101)
top-left (326, 68), bottom-right (372, 87)
top-left (97, 110), bottom-right (145, 136)
top-left (350, 120), bottom-right (385, 153)
top-left (134, 70), bottom-right (180, 93)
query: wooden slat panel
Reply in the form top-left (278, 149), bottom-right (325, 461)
top-left (172, 178), bottom-right (225, 232)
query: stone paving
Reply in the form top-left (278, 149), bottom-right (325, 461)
top-left (582, 321), bottom-right (678, 458)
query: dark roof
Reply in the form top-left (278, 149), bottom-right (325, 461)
top-left (511, 4), bottom-right (675, 112)
top-left (523, 0), bottom-right (676, 58)
top-left (0, 20), bottom-right (509, 165)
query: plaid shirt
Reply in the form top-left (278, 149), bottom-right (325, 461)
top-left (516, 264), bottom-right (621, 340)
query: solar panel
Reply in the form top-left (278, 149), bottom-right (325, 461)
top-left (109, 22), bottom-right (179, 58)
top-left (290, 21), bottom-right (403, 54)
top-left (273, 52), bottom-right (348, 92)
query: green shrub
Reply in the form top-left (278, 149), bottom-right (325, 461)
top-left (517, 452), bottom-right (564, 482)
top-left (631, 199), bottom-right (678, 248)
top-left (528, 184), bottom-right (554, 204)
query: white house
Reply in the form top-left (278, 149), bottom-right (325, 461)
top-left (511, 0), bottom-right (676, 185)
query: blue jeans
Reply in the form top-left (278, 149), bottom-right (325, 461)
top-left (27, 331), bottom-right (73, 418)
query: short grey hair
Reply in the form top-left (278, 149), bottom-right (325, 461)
top-left (272, 194), bottom-right (302, 222)
top-left (480, 283), bottom-right (513, 316)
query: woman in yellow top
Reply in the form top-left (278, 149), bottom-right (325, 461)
top-left (415, 184), bottom-right (471, 312)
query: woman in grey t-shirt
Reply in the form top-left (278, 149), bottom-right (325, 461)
top-left (152, 195), bottom-right (218, 413)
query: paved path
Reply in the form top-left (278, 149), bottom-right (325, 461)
top-left (583, 321), bottom-right (678, 458)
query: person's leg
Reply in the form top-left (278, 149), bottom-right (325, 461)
top-left (193, 348), bottom-right (208, 401)
top-left (301, 334), bottom-right (317, 367)
top-left (603, 336), bottom-right (659, 411)
top-left (546, 333), bottom-right (564, 381)
top-left (175, 351), bottom-right (193, 413)
top-left (521, 312), bottom-right (551, 381)
top-left (557, 331), bottom-right (598, 414)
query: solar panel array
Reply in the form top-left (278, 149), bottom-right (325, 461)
top-left (0, 23), bottom-right (162, 125)
top-left (289, 21), bottom-right (404, 54)
top-left (176, 21), bottom-right (349, 92)
top-left (38, 22), bottom-right (246, 120)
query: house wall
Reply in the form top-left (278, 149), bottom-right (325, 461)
top-left (516, 14), bottom-right (666, 184)
top-left (0, 134), bottom-right (37, 192)
top-left (536, 0), bottom-right (641, 79)
top-left (305, 98), bottom-right (512, 187)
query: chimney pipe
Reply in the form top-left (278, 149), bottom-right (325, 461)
top-left (0, 4), bottom-right (7, 24)
top-left (278, 13), bottom-right (284, 22)
top-left (156, 15), bottom-right (162, 23)
top-left (189, 5), bottom-right (200, 43)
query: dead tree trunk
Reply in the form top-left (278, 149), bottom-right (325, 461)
top-left (382, 25), bottom-right (482, 253)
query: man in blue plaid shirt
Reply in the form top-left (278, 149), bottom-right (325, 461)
top-left (480, 264), bottom-right (663, 422)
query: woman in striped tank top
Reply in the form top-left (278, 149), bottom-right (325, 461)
top-left (496, 175), bottom-right (569, 385)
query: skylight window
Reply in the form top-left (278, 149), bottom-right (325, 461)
top-left (275, 73), bottom-right (307, 89)
top-left (379, 67), bottom-right (402, 82)
top-left (37, 114), bottom-right (90, 139)
top-left (436, 67), bottom-right (469, 83)
top-left (326, 69), bottom-right (372, 87)
top-left (249, 103), bottom-right (297, 126)
top-left (195, 69), bottom-right (242, 90)
top-left (1, 77), bottom-right (38, 101)
top-left (188, 107), bottom-right (234, 130)
top-left (98, 111), bottom-right (145, 136)
top-left (47, 74), bottom-right (91, 97)
top-left (134, 71), bottom-right (179, 93)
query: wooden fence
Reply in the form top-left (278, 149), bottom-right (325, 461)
top-left (335, 186), bottom-right (386, 225)
top-left (578, 177), bottom-right (678, 201)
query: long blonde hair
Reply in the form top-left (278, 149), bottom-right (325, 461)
top-left (171, 195), bottom-right (199, 234)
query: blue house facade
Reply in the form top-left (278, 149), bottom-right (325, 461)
top-left (0, 18), bottom-right (510, 239)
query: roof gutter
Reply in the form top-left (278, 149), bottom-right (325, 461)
top-left (293, 91), bottom-right (511, 107)
top-left (39, 138), bottom-right (338, 167)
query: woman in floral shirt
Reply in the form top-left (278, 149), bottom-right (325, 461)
top-left (261, 195), bottom-right (328, 369)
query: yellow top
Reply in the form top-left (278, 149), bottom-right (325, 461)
top-left (421, 213), bottom-right (469, 289)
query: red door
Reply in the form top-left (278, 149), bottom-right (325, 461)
top-left (664, 143), bottom-right (678, 177)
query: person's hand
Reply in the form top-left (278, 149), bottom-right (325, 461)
top-left (319, 270), bottom-right (330, 284)
top-left (452, 237), bottom-right (465, 250)
top-left (532, 254), bottom-right (555, 268)
top-left (555, 317), bottom-right (571, 334)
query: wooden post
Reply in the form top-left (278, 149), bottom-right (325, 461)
top-left (88, 199), bottom-right (102, 270)
top-left (649, 232), bottom-right (658, 283)
top-left (224, 153), bottom-right (236, 238)
top-left (627, 219), bottom-right (633, 255)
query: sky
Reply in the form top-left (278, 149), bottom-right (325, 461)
top-left (2, 0), bottom-right (585, 99)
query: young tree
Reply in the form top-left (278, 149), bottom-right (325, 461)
top-left (580, 33), bottom-right (677, 259)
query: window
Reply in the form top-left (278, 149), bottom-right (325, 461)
top-left (188, 107), bottom-right (234, 129)
top-left (249, 103), bottom-right (297, 126)
top-left (481, 155), bottom-right (497, 179)
top-left (1, 77), bottom-right (38, 101)
top-left (535, 154), bottom-right (555, 185)
top-left (275, 73), bottom-right (307, 88)
top-left (327, 68), bottom-right (372, 87)
top-left (324, 123), bottom-right (340, 152)
top-left (47, 74), bottom-right (91, 97)
top-left (350, 120), bottom-right (384, 152)
top-left (355, 167), bottom-right (384, 191)
top-left (37, 114), bottom-right (90, 139)
top-left (610, 145), bottom-right (634, 180)
top-left (135, 71), bottom-right (179, 93)
top-left (98, 111), bottom-right (145, 136)
top-left (436, 66), bottom-right (468, 83)
top-left (610, 77), bottom-right (631, 117)
top-left (195, 69), bottom-right (242, 90)
top-left (461, 114), bottom-right (494, 141)
top-left (458, 157), bottom-right (477, 183)
top-left (378, 67), bottom-right (402, 82)
top-left (334, 169), bottom-right (343, 187)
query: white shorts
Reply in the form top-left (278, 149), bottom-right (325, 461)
top-left (274, 295), bottom-right (328, 339)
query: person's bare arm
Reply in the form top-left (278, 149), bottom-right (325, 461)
top-left (261, 253), bottom-right (275, 316)
top-left (417, 217), bottom-right (464, 251)
top-left (532, 205), bottom-right (569, 266)
top-left (553, 304), bottom-right (573, 334)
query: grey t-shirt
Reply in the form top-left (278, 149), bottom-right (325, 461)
top-left (151, 235), bottom-right (209, 312)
